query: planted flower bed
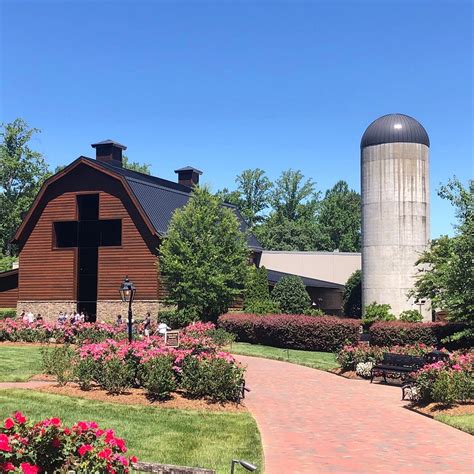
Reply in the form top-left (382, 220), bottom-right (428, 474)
top-left (0, 320), bottom-right (123, 344)
top-left (0, 411), bottom-right (137, 473)
top-left (41, 323), bottom-right (245, 403)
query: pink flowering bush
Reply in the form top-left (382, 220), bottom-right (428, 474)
top-left (41, 323), bottom-right (245, 401)
top-left (0, 412), bottom-right (137, 473)
top-left (0, 320), bottom-right (123, 344)
top-left (336, 343), bottom-right (437, 371)
top-left (413, 351), bottom-right (474, 404)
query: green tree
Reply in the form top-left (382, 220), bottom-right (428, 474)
top-left (215, 187), bottom-right (242, 207)
top-left (254, 169), bottom-right (329, 251)
top-left (160, 186), bottom-right (248, 321)
top-left (343, 270), bottom-right (362, 318)
top-left (270, 169), bottom-right (317, 221)
top-left (0, 119), bottom-right (50, 257)
top-left (244, 265), bottom-right (279, 314)
top-left (410, 178), bottom-right (473, 335)
top-left (235, 168), bottom-right (272, 226)
top-left (362, 302), bottom-right (396, 327)
top-left (271, 275), bottom-right (311, 314)
top-left (318, 180), bottom-right (361, 252)
top-left (122, 155), bottom-right (151, 175)
top-left (254, 214), bottom-right (331, 251)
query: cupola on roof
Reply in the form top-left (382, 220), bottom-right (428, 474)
top-left (361, 113), bottom-right (430, 148)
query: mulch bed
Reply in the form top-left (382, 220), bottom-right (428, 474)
top-left (408, 401), bottom-right (474, 418)
top-left (37, 383), bottom-right (247, 413)
top-left (328, 368), bottom-right (363, 380)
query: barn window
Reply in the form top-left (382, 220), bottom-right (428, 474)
top-left (54, 221), bottom-right (78, 248)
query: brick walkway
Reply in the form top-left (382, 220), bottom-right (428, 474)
top-left (237, 355), bottom-right (474, 474)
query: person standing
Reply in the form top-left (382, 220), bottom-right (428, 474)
top-left (143, 312), bottom-right (152, 338)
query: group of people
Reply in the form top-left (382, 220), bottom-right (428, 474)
top-left (57, 311), bottom-right (86, 324)
top-left (19, 310), bottom-right (43, 323)
top-left (115, 312), bottom-right (171, 337)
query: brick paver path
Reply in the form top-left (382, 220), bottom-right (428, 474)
top-left (238, 355), bottom-right (474, 474)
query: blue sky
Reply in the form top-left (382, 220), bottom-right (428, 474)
top-left (1, 0), bottom-right (472, 238)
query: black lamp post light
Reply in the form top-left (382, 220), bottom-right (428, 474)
top-left (119, 276), bottom-right (136, 343)
top-left (230, 459), bottom-right (257, 473)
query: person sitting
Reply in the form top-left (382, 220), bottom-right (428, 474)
top-left (36, 314), bottom-right (43, 322)
top-left (57, 312), bottom-right (66, 324)
top-left (79, 312), bottom-right (85, 323)
top-left (115, 314), bottom-right (123, 327)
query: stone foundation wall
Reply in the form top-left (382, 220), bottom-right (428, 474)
top-left (96, 300), bottom-right (164, 323)
top-left (17, 301), bottom-right (77, 322)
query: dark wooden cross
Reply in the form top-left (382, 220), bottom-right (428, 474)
top-left (53, 194), bottom-right (121, 319)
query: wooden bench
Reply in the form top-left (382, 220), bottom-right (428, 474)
top-left (370, 353), bottom-right (425, 383)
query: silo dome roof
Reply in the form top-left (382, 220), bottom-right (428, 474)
top-left (361, 113), bottom-right (430, 148)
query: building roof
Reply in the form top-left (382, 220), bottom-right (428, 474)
top-left (91, 139), bottom-right (127, 150)
top-left (81, 158), bottom-right (262, 250)
top-left (174, 166), bottom-right (203, 175)
top-left (266, 268), bottom-right (344, 290)
top-left (361, 113), bottom-right (430, 148)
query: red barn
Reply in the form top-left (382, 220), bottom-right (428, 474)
top-left (0, 140), bottom-right (261, 321)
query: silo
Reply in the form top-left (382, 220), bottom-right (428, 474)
top-left (361, 113), bottom-right (430, 321)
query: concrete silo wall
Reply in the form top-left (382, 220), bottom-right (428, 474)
top-left (361, 142), bottom-right (430, 320)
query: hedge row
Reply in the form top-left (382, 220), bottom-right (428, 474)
top-left (218, 313), bottom-right (360, 352)
top-left (369, 321), bottom-right (471, 349)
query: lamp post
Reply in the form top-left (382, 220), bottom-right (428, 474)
top-left (230, 460), bottom-right (257, 473)
top-left (119, 276), bottom-right (136, 343)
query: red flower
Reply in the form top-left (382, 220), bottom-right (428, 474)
top-left (130, 456), bottom-right (138, 463)
top-left (98, 447), bottom-right (112, 459)
top-left (78, 444), bottom-right (93, 456)
top-left (4, 418), bottom-right (14, 430)
top-left (14, 412), bottom-right (26, 424)
top-left (21, 464), bottom-right (39, 474)
top-left (1, 462), bottom-right (15, 472)
top-left (0, 433), bottom-right (12, 452)
top-left (51, 437), bottom-right (61, 448)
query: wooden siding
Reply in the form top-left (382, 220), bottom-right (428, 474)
top-left (18, 163), bottom-right (161, 303)
top-left (98, 193), bottom-right (159, 300)
top-left (0, 270), bottom-right (19, 308)
top-left (19, 193), bottom-right (77, 301)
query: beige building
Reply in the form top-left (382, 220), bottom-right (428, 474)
top-left (260, 251), bottom-right (361, 315)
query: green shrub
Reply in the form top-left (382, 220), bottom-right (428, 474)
top-left (100, 358), bottom-right (134, 394)
top-left (159, 308), bottom-right (199, 329)
top-left (140, 356), bottom-right (176, 400)
top-left (0, 308), bottom-right (16, 320)
top-left (244, 299), bottom-right (280, 315)
top-left (180, 355), bottom-right (244, 402)
top-left (362, 302), bottom-right (396, 327)
top-left (73, 356), bottom-right (98, 390)
top-left (41, 345), bottom-right (74, 386)
top-left (244, 266), bottom-right (277, 314)
top-left (271, 275), bottom-right (310, 314)
top-left (206, 327), bottom-right (236, 347)
top-left (304, 308), bottom-right (326, 317)
top-left (399, 310), bottom-right (423, 323)
top-left (343, 270), bottom-right (362, 318)
top-left (180, 357), bottom-right (208, 399)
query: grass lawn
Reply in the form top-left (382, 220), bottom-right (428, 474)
top-left (0, 389), bottom-right (262, 473)
top-left (230, 342), bottom-right (339, 371)
top-left (435, 413), bottom-right (474, 435)
top-left (0, 344), bottom-right (43, 381)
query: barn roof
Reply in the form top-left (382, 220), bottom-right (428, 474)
top-left (13, 157), bottom-right (262, 251)
top-left (266, 268), bottom-right (344, 290)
